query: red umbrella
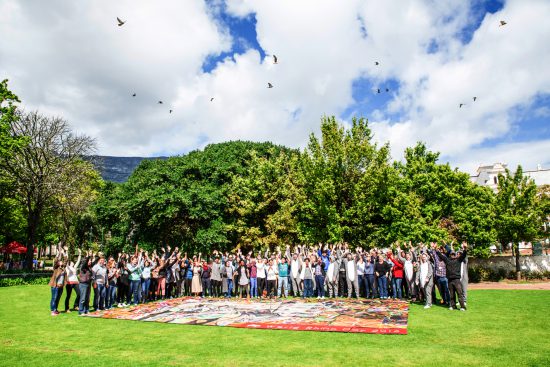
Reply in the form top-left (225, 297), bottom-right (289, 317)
top-left (0, 241), bottom-right (29, 254)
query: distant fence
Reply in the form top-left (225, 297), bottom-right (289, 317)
top-left (470, 255), bottom-right (550, 273)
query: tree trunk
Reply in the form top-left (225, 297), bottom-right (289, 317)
top-left (514, 242), bottom-right (521, 281)
top-left (25, 208), bottom-right (40, 271)
top-left (25, 196), bottom-right (42, 271)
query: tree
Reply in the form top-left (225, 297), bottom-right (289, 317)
top-left (0, 111), bottom-right (96, 269)
top-left (227, 148), bottom-right (304, 250)
top-left (298, 116), bottom-right (393, 245)
top-left (495, 166), bottom-right (539, 279)
top-left (385, 142), bottom-right (496, 252)
top-left (54, 159), bottom-right (104, 256)
top-left (0, 79), bottom-right (27, 160)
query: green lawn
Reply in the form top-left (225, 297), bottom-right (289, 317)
top-left (0, 286), bottom-right (549, 367)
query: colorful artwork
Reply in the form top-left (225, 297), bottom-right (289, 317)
top-left (86, 297), bottom-right (409, 334)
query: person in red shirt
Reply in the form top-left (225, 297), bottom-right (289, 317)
top-left (388, 251), bottom-right (404, 299)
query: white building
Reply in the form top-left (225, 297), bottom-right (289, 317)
top-left (470, 163), bottom-right (550, 191)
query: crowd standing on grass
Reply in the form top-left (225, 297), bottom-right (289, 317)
top-left (47, 241), bottom-right (469, 316)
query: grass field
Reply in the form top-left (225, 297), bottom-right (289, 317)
top-left (0, 286), bottom-right (549, 367)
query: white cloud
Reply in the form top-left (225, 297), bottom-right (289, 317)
top-left (0, 0), bottom-right (548, 175)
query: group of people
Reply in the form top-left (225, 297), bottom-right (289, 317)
top-left (48, 241), bottom-right (469, 316)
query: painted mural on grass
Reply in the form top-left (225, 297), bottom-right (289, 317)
top-left (86, 297), bottom-right (409, 334)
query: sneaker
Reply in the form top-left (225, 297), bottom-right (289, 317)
top-left (460, 308), bottom-right (466, 311)
top-left (51, 311), bottom-right (58, 316)
top-left (317, 296), bottom-right (321, 299)
top-left (321, 296), bottom-right (326, 299)
top-left (424, 305), bottom-right (431, 309)
top-left (65, 309), bottom-right (71, 313)
top-left (449, 307), bottom-right (453, 310)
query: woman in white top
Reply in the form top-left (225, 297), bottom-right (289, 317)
top-left (64, 249), bottom-right (81, 312)
top-left (265, 259), bottom-right (278, 298)
top-left (256, 258), bottom-right (267, 297)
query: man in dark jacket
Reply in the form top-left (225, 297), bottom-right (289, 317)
top-left (436, 243), bottom-right (468, 311)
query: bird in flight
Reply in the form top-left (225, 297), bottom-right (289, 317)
top-left (375, 61), bottom-right (379, 66)
top-left (473, 97), bottom-right (477, 102)
top-left (499, 20), bottom-right (507, 27)
top-left (158, 101), bottom-right (163, 104)
top-left (273, 55), bottom-right (278, 64)
top-left (169, 110), bottom-right (173, 114)
top-left (459, 103), bottom-right (465, 108)
top-left (132, 93), bottom-right (136, 97)
top-left (376, 88), bottom-right (381, 94)
top-left (267, 83), bottom-right (273, 88)
top-left (385, 88), bottom-right (389, 92)
top-left (117, 17), bottom-right (125, 26)
top-left (210, 97), bottom-right (214, 102)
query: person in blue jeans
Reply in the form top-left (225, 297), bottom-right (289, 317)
top-left (277, 258), bottom-right (290, 297)
top-left (78, 256), bottom-right (93, 315)
top-left (223, 260), bottom-right (234, 298)
top-left (92, 257), bottom-right (108, 310)
top-left (431, 245), bottom-right (450, 305)
top-left (374, 255), bottom-right (390, 299)
top-left (300, 258), bottom-right (314, 298)
top-left (127, 255), bottom-right (143, 305)
top-left (106, 258), bottom-right (118, 309)
top-left (48, 260), bottom-right (65, 316)
top-left (364, 255), bottom-right (376, 298)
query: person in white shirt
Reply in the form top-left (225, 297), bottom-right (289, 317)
top-left (415, 253), bottom-right (434, 309)
top-left (256, 258), bottom-right (267, 297)
top-left (265, 259), bottom-right (278, 298)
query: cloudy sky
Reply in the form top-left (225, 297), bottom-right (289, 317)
top-left (1, 0), bottom-right (549, 173)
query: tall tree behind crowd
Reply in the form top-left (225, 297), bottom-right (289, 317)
top-left (495, 166), bottom-right (540, 279)
top-left (298, 116), bottom-right (393, 244)
top-left (0, 111), bottom-right (96, 269)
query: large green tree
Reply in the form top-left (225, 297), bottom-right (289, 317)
top-left (495, 166), bottom-right (540, 279)
top-left (384, 143), bottom-right (496, 253)
top-left (298, 116), bottom-right (393, 245)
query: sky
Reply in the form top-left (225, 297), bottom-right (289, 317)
top-left (0, 0), bottom-right (549, 174)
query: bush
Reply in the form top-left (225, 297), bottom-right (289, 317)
top-left (468, 265), bottom-right (550, 282)
top-left (0, 276), bottom-right (50, 287)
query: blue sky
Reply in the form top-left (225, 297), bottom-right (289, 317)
top-left (0, 0), bottom-right (548, 172)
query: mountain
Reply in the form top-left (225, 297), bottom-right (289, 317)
top-left (90, 156), bottom-right (166, 183)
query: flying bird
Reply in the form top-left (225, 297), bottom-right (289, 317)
top-left (210, 97), bottom-right (214, 102)
top-left (375, 61), bottom-right (379, 66)
top-left (267, 83), bottom-right (273, 88)
top-left (459, 103), bottom-right (465, 108)
top-left (169, 110), bottom-right (173, 114)
top-left (273, 55), bottom-right (278, 64)
top-left (385, 88), bottom-right (389, 92)
top-left (132, 93), bottom-right (136, 97)
top-left (158, 101), bottom-right (163, 104)
top-left (377, 88), bottom-right (381, 94)
top-left (117, 17), bottom-right (125, 26)
top-left (473, 96), bottom-right (477, 102)
top-left (499, 20), bottom-right (507, 27)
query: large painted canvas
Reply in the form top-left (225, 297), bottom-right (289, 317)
top-left (86, 297), bottom-right (409, 334)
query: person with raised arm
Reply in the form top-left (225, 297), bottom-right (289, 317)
top-left (106, 256), bottom-right (119, 309)
top-left (325, 253), bottom-right (339, 298)
top-left (397, 242), bottom-right (417, 301)
top-left (78, 250), bottom-right (93, 315)
top-left (375, 254), bottom-right (390, 299)
top-left (415, 252), bottom-right (434, 309)
top-left (435, 242), bottom-right (468, 311)
top-left (277, 253), bottom-right (290, 298)
top-left (388, 248), bottom-right (404, 299)
top-left (300, 257), bottom-right (315, 298)
top-left (211, 251), bottom-right (223, 297)
top-left (64, 248), bottom-right (81, 312)
top-left (48, 244), bottom-right (66, 316)
top-left (247, 254), bottom-right (258, 298)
